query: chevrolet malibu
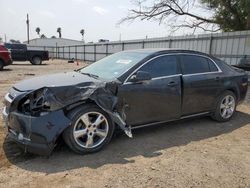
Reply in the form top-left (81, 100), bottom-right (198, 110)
top-left (2, 49), bottom-right (248, 155)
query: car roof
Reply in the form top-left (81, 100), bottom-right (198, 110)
top-left (123, 48), bottom-right (211, 57)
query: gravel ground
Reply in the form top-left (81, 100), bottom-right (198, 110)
top-left (0, 60), bottom-right (250, 188)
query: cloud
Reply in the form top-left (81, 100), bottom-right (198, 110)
top-left (39, 10), bottom-right (55, 18)
top-left (72, 0), bottom-right (89, 4)
top-left (93, 6), bottom-right (108, 15)
top-left (7, 8), bottom-right (16, 15)
top-left (118, 5), bottom-right (128, 11)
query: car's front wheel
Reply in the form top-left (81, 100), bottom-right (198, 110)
top-left (63, 104), bottom-right (115, 154)
top-left (211, 91), bottom-right (236, 122)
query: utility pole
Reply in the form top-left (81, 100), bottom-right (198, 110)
top-left (26, 14), bottom-right (30, 44)
top-left (4, 34), bottom-right (7, 42)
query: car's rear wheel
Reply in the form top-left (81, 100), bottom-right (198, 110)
top-left (63, 104), bottom-right (115, 154)
top-left (0, 60), bottom-right (4, 70)
top-left (211, 91), bottom-right (236, 122)
top-left (31, 56), bottom-right (42, 65)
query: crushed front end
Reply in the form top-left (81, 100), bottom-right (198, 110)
top-left (2, 87), bottom-right (71, 155)
top-left (2, 81), bottom-right (131, 155)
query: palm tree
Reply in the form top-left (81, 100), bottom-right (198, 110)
top-left (40, 34), bottom-right (46, 38)
top-left (57, 27), bottom-right (62, 38)
top-left (80, 29), bottom-right (85, 41)
top-left (35, 27), bottom-right (41, 37)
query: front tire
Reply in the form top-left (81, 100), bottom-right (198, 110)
top-left (211, 91), bottom-right (236, 122)
top-left (63, 104), bottom-right (115, 154)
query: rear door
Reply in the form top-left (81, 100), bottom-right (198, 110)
top-left (180, 54), bottom-right (223, 115)
top-left (118, 55), bottom-right (182, 126)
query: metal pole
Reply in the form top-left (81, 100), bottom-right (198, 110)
top-left (122, 42), bottom-right (125, 51)
top-left (169, 39), bottom-right (172, 48)
top-left (106, 43), bottom-right (108, 57)
top-left (56, 42), bottom-right (58, 58)
top-left (83, 45), bottom-right (85, 61)
top-left (75, 46), bottom-right (77, 60)
top-left (63, 46), bottom-right (65, 59)
top-left (26, 14), bottom-right (30, 44)
top-left (94, 44), bottom-right (96, 61)
top-left (209, 36), bottom-right (213, 55)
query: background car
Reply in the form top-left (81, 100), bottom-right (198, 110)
top-left (0, 44), bottom-right (12, 70)
top-left (4, 43), bottom-right (49, 65)
top-left (2, 49), bottom-right (248, 155)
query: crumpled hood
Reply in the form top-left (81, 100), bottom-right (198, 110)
top-left (14, 71), bottom-right (100, 91)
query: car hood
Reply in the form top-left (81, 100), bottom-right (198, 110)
top-left (14, 71), bottom-right (101, 92)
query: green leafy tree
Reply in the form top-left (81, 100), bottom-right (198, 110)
top-left (201, 0), bottom-right (250, 31)
top-left (120, 0), bottom-right (250, 33)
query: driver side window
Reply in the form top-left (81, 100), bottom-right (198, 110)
top-left (139, 55), bottom-right (178, 78)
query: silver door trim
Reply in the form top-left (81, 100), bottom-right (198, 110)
top-left (123, 53), bottom-right (222, 84)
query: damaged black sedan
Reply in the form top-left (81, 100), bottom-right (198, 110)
top-left (2, 49), bottom-right (248, 155)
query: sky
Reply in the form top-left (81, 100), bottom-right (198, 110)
top-left (0, 0), bottom-right (211, 43)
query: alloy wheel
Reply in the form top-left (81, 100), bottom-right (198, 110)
top-left (220, 95), bottom-right (235, 119)
top-left (73, 111), bottom-right (109, 149)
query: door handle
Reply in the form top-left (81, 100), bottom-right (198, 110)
top-left (215, 76), bottom-right (220, 81)
top-left (168, 81), bottom-right (178, 87)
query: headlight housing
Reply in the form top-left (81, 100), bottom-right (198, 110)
top-left (19, 88), bottom-right (62, 116)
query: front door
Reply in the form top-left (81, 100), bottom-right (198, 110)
top-left (118, 55), bottom-right (182, 126)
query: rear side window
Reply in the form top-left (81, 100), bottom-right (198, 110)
top-left (181, 55), bottom-right (213, 74)
top-left (139, 55), bottom-right (178, 78)
top-left (208, 60), bottom-right (218, 72)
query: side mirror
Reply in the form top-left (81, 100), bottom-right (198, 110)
top-left (129, 71), bottom-right (152, 83)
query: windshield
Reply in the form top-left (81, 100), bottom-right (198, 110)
top-left (79, 51), bottom-right (150, 79)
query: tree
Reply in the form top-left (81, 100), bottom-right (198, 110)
top-left (40, 34), bottom-right (47, 38)
top-left (80, 29), bottom-right (85, 41)
top-left (57, 27), bottom-right (62, 38)
top-left (120, 0), bottom-right (250, 33)
top-left (35, 27), bottom-right (41, 37)
top-left (0, 37), bottom-right (2, 43)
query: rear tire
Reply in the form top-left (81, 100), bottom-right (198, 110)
top-left (31, 56), bottom-right (42, 65)
top-left (211, 91), bottom-right (236, 122)
top-left (63, 104), bottom-right (115, 154)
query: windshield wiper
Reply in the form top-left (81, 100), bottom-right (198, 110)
top-left (76, 71), bottom-right (99, 79)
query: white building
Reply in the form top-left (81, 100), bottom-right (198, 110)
top-left (24, 38), bottom-right (84, 47)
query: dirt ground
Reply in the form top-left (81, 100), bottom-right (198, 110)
top-left (0, 60), bottom-right (250, 188)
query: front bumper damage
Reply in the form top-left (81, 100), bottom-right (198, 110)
top-left (2, 81), bottom-right (131, 155)
top-left (3, 110), bottom-right (71, 155)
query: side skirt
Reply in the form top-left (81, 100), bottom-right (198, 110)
top-left (131, 111), bottom-right (210, 130)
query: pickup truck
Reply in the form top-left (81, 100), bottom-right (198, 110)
top-left (4, 43), bottom-right (49, 65)
top-left (0, 44), bottom-right (12, 70)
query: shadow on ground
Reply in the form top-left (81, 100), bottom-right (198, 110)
top-left (1, 68), bottom-right (12, 72)
top-left (11, 63), bottom-right (48, 66)
top-left (3, 111), bottom-right (250, 174)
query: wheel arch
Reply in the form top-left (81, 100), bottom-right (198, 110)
top-left (30, 55), bottom-right (42, 64)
